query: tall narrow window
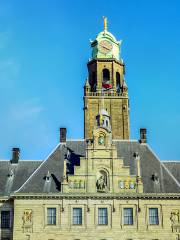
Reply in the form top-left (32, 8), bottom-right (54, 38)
top-left (116, 72), bottom-right (121, 93)
top-left (102, 69), bottom-right (110, 83)
top-left (123, 208), bottom-right (133, 225)
top-left (98, 208), bottom-right (108, 225)
top-left (1, 211), bottom-right (10, 229)
top-left (47, 208), bottom-right (56, 225)
top-left (91, 71), bottom-right (97, 92)
top-left (73, 208), bottom-right (82, 225)
top-left (149, 208), bottom-right (159, 225)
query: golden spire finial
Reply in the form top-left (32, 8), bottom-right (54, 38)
top-left (103, 16), bottom-right (108, 31)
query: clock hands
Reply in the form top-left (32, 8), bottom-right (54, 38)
top-left (101, 45), bottom-right (111, 51)
top-left (98, 40), bottom-right (113, 53)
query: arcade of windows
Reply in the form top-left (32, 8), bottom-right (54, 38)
top-left (46, 207), bottom-right (159, 226)
top-left (90, 68), bottom-right (121, 93)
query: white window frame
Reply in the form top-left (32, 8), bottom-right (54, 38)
top-left (95, 204), bottom-right (111, 229)
top-left (44, 204), bottom-right (60, 228)
top-left (69, 204), bottom-right (85, 229)
top-left (145, 204), bottom-right (162, 229)
top-left (72, 208), bottom-right (82, 225)
top-left (119, 204), bottom-right (137, 229)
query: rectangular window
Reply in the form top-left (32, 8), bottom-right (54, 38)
top-left (73, 208), bottom-right (82, 225)
top-left (1, 211), bottom-right (10, 229)
top-left (98, 208), bottom-right (108, 225)
top-left (149, 208), bottom-right (159, 225)
top-left (124, 208), bottom-right (133, 225)
top-left (47, 208), bottom-right (56, 225)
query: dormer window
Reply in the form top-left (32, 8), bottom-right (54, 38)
top-left (46, 176), bottom-right (50, 182)
top-left (8, 170), bottom-right (14, 178)
top-left (45, 171), bottom-right (51, 182)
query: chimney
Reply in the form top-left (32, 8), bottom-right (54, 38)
top-left (11, 148), bottom-right (20, 164)
top-left (60, 128), bottom-right (67, 143)
top-left (139, 128), bottom-right (147, 143)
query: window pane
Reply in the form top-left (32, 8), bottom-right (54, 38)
top-left (1, 211), bottom-right (10, 229)
top-left (149, 208), bottom-right (159, 225)
top-left (98, 208), bottom-right (108, 225)
top-left (47, 208), bottom-right (56, 225)
top-left (73, 208), bottom-right (82, 225)
top-left (124, 208), bottom-right (133, 225)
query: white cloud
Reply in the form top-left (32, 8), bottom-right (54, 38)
top-left (9, 98), bottom-right (44, 121)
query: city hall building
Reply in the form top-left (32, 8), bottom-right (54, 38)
top-left (0, 19), bottom-right (180, 240)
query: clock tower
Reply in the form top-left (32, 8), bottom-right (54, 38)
top-left (84, 18), bottom-right (130, 140)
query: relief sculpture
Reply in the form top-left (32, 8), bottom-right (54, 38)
top-left (170, 209), bottom-right (180, 233)
top-left (23, 209), bottom-right (33, 233)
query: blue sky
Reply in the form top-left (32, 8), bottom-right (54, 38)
top-left (0, 0), bottom-right (180, 160)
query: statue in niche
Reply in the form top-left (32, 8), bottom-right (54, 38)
top-left (96, 170), bottom-right (108, 192)
top-left (170, 210), bottom-right (180, 233)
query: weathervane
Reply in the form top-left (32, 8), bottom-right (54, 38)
top-left (103, 16), bottom-right (108, 31)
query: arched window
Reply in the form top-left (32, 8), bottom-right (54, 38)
top-left (102, 68), bottom-right (110, 83)
top-left (116, 72), bottom-right (121, 93)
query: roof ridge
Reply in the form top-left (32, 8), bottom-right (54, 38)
top-left (0, 159), bottom-right (42, 161)
top-left (147, 144), bottom-right (180, 188)
top-left (14, 143), bottom-right (60, 193)
top-left (66, 139), bottom-right (85, 142)
top-left (112, 139), bottom-right (138, 142)
top-left (162, 160), bottom-right (180, 163)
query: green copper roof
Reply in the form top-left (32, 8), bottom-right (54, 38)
top-left (90, 29), bottom-right (121, 60)
top-left (96, 30), bottom-right (118, 43)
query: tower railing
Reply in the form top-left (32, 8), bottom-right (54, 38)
top-left (85, 92), bottom-right (127, 97)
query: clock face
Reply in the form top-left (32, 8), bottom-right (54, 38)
top-left (98, 136), bottom-right (104, 145)
top-left (98, 40), bottom-right (113, 54)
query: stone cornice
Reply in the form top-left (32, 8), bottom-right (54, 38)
top-left (11, 193), bottom-right (180, 200)
top-left (87, 58), bottom-right (124, 66)
top-left (0, 196), bottom-right (13, 202)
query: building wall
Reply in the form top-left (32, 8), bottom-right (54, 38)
top-left (84, 96), bottom-right (129, 140)
top-left (12, 197), bottom-right (180, 240)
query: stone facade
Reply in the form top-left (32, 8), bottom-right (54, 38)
top-left (11, 196), bottom-right (180, 240)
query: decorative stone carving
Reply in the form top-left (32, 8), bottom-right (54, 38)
top-left (170, 209), bottom-right (180, 233)
top-left (118, 180), bottom-right (136, 190)
top-left (96, 170), bottom-right (108, 192)
top-left (68, 180), bottom-right (85, 189)
top-left (23, 209), bottom-right (33, 233)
